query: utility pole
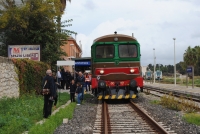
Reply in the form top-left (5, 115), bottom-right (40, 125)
top-left (153, 48), bottom-right (156, 84)
top-left (173, 38), bottom-right (176, 86)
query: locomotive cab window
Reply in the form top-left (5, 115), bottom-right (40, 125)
top-left (119, 44), bottom-right (137, 58)
top-left (96, 45), bottom-right (114, 58)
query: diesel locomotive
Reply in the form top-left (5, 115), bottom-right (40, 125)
top-left (91, 32), bottom-right (143, 99)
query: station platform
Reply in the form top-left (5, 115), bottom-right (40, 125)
top-left (144, 82), bottom-right (200, 97)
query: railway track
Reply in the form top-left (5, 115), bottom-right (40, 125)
top-left (93, 100), bottom-right (174, 134)
top-left (144, 85), bottom-right (200, 102)
top-left (143, 86), bottom-right (200, 109)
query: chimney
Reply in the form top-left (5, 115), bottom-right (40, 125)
top-left (132, 33), bottom-right (134, 37)
top-left (75, 33), bottom-right (77, 41)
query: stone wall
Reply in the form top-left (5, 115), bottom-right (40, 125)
top-left (0, 57), bottom-right (19, 98)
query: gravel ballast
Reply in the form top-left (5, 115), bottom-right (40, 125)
top-left (136, 93), bottom-right (200, 134)
top-left (54, 94), bottom-right (98, 134)
top-left (54, 93), bottom-right (200, 134)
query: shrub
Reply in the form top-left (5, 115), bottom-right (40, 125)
top-left (12, 58), bottom-right (49, 95)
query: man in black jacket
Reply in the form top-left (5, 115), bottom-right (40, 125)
top-left (42, 69), bottom-right (55, 118)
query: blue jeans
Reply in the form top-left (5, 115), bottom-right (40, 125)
top-left (77, 93), bottom-right (82, 104)
top-left (85, 81), bottom-right (90, 91)
top-left (82, 87), bottom-right (84, 100)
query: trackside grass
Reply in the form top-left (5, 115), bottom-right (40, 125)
top-left (160, 93), bottom-right (200, 126)
top-left (160, 93), bottom-right (198, 112)
top-left (183, 113), bottom-right (200, 126)
top-left (150, 100), bottom-right (160, 105)
top-left (0, 92), bottom-right (70, 134)
top-left (28, 103), bottom-right (76, 134)
top-left (29, 93), bottom-right (94, 134)
top-left (154, 76), bottom-right (200, 87)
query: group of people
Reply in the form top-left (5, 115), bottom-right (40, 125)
top-left (56, 68), bottom-right (74, 90)
top-left (42, 69), bottom-right (92, 118)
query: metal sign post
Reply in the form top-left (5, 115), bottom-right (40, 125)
top-left (186, 66), bottom-right (193, 88)
top-left (192, 66), bottom-right (194, 89)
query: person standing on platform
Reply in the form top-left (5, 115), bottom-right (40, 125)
top-left (52, 72), bottom-right (61, 108)
top-left (76, 71), bottom-right (85, 100)
top-left (85, 73), bottom-right (91, 92)
top-left (66, 70), bottom-right (71, 89)
top-left (69, 79), bottom-right (76, 102)
top-left (42, 69), bottom-right (55, 118)
top-left (61, 68), bottom-right (65, 89)
top-left (56, 68), bottom-right (62, 85)
top-left (76, 82), bottom-right (83, 105)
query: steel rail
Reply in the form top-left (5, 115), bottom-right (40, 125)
top-left (102, 101), bottom-right (108, 134)
top-left (129, 101), bottom-right (169, 134)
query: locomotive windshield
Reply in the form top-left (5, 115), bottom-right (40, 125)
top-left (156, 71), bottom-right (161, 76)
top-left (146, 71), bottom-right (151, 76)
top-left (119, 44), bottom-right (137, 58)
top-left (95, 45), bottom-right (114, 58)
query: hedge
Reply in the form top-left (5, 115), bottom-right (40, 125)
top-left (12, 59), bottom-right (49, 95)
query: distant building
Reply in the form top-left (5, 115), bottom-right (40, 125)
top-left (141, 66), bottom-right (147, 76)
top-left (72, 57), bottom-right (91, 73)
top-left (60, 36), bottom-right (82, 72)
top-left (61, 36), bottom-right (82, 60)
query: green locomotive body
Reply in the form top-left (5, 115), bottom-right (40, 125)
top-left (91, 32), bottom-right (143, 99)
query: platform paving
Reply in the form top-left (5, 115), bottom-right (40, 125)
top-left (144, 82), bottom-right (200, 96)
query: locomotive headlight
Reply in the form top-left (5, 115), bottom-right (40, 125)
top-left (100, 70), bottom-right (104, 74)
top-left (130, 69), bottom-right (134, 73)
top-left (114, 37), bottom-right (118, 41)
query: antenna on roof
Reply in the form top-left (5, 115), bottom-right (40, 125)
top-left (79, 40), bottom-right (82, 51)
top-left (114, 31), bottom-right (117, 34)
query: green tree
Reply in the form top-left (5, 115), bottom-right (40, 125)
top-left (184, 46), bottom-right (198, 67)
top-left (184, 46), bottom-right (198, 88)
top-left (176, 61), bottom-right (186, 74)
top-left (0, 0), bottom-right (75, 66)
top-left (194, 46), bottom-right (200, 75)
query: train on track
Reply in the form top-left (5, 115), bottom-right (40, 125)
top-left (91, 32), bottom-right (143, 99)
top-left (155, 70), bottom-right (162, 80)
top-left (145, 71), bottom-right (153, 80)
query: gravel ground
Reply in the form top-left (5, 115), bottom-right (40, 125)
top-left (136, 93), bottom-right (200, 134)
top-left (54, 92), bottom-right (200, 134)
top-left (54, 93), bottom-right (98, 134)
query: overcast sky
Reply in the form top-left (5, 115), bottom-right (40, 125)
top-left (62, 0), bottom-right (200, 66)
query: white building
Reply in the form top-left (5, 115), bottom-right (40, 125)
top-left (141, 66), bottom-right (147, 76)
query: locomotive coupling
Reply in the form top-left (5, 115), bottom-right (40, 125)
top-left (129, 80), bottom-right (137, 88)
top-left (137, 87), bottom-right (141, 92)
top-left (98, 80), bottom-right (106, 89)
